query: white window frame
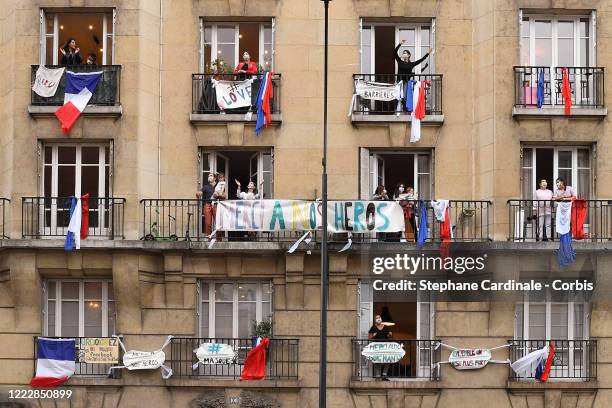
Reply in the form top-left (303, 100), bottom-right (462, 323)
top-left (199, 21), bottom-right (275, 73)
top-left (198, 281), bottom-right (273, 338)
top-left (520, 14), bottom-right (595, 67)
top-left (39, 9), bottom-right (116, 65)
top-left (359, 20), bottom-right (435, 75)
top-left (43, 279), bottom-right (115, 337)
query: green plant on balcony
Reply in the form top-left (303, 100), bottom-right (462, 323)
top-left (206, 57), bottom-right (232, 76)
top-left (251, 318), bottom-right (272, 338)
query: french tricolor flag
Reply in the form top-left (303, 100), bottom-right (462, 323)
top-left (255, 71), bottom-right (273, 136)
top-left (30, 338), bottom-right (76, 388)
top-left (55, 71), bottom-right (102, 134)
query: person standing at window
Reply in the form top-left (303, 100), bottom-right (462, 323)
top-left (553, 178), bottom-right (577, 201)
top-left (86, 54), bottom-right (97, 65)
top-left (214, 172), bottom-right (227, 201)
top-left (394, 40), bottom-right (432, 83)
top-left (368, 314), bottom-right (393, 381)
top-left (196, 172), bottom-right (217, 236)
top-left (234, 51), bottom-right (258, 77)
top-left (533, 179), bottom-right (553, 241)
top-left (372, 185), bottom-right (389, 200)
top-left (236, 180), bottom-right (261, 200)
top-left (60, 38), bottom-right (82, 66)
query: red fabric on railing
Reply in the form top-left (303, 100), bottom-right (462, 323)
top-left (80, 193), bottom-right (89, 239)
top-left (241, 337), bottom-right (269, 380)
top-left (571, 198), bottom-right (588, 240)
top-left (562, 67), bottom-right (572, 115)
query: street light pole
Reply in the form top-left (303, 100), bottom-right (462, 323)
top-left (319, 1), bottom-right (331, 407)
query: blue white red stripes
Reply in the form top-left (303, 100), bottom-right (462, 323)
top-left (30, 338), bottom-right (76, 388)
top-left (55, 71), bottom-right (102, 134)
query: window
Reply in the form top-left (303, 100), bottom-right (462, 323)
top-left (44, 280), bottom-right (116, 337)
top-left (520, 14), bottom-right (594, 67)
top-left (41, 10), bottom-right (115, 65)
top-left (201, 21), bottom-right (274, 73)
top-left (199, 281), bottom-right (272, 338)
top-left (200, 149), bottom-right (273, 199)
top-left (360, 21), bottom-right (434, 75)
top-left (42, 143), bottom-right (112, 233)
top-left (360, 149), bottom-right (432, 199)
top-left (521, 146), bottom-right (592, 199)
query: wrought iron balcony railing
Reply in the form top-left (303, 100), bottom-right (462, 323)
top-left (351, 73), bottom-right (443, 115)
top-left (31, 65), bottom-right (121, 106)
top-left (514, 66), bottom-right (604, 109)
top-left (140, 199), bottom-right (491, 243)
top-left (508, 339), bottom-right (596, 381)
top-left (0, 198), bottom-right (8, 239)
top-left (33, 336), bottom-right (122, 378)
top-left (22, 197), bottom-right (125, 239)
top-left (508, 199), bottom-right (612, 242)
top-left (192, 73), bottom-right (281, 115)
top-left (168, 337), bottom-right (299, 380)
top-left (351, 339), bottom-right (441, 381)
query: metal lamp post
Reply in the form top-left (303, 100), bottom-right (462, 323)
top-left (319, 1), bottom-right (331, 407)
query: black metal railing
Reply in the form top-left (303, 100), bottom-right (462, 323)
top-left (351, 339), bottom-right (441, 381)
top-left (140, 199), bottom-right (491, 243)
top-left (508, 199), bottom-right (612, 242)
top-left (22, 197), bottom-right (125, 239)
top-left (168, 337), bottom-right (299, 380)
top-left (31, 65), bottom-right (121, 106)
top-left (192, 73), bottom-right (281, 114)
top-left (351, 74), bottom-right (443, 115)
top-left (33, 336), bottom-right (122, 378)
top-left (514, 66), bottom-right (604, 109)
top-left (508, 339), bottom-right (596, 381)
top-left (1, 198), bottom-right (8, 239)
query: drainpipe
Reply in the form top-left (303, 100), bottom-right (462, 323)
top-left (158, 0), bottom-right (164, 198)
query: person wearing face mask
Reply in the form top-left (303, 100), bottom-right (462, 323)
top-left (394, 183), bottom-right (417, 241)
top-left (368, 314), bottom-right (393, 380)
top-left (234, 51), bottom-right (258, 77)
top-left (553, 178), bottom-right (577, 201)
top-left (196, 172), bottom-right (217, 236)
top-left (533, 178), bottom-right (553, 241)
top-left (395, 40), bottom-right (432, 84)
top-left (372, 185), bottom-right (389, 201)
top-left (236, 179), bottom-right (262, 200)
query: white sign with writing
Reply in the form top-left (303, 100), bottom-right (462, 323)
top-left (361, 342), bottom-right (406, 364)
top-left (355, 80), bottom-right (403, 101)
top-left (448, 348), bottom-right (492, 370)
top-left (195, 343), bottom-right (237, 365)
top-left (212, 79), bottom-right (253, 110)
top-left (122, 350), bottom-right (167, 371)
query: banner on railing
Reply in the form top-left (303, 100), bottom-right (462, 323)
top-left (355, 80), bottom-right (403, 101)
top-left (361, 342), bottom-right (406, 363)
top-left (32, 66), bottom-right (65, 97)
top-left (215, 200), bottom-right (405, 233)
top-left (79, 337), bottom-right (120, 364)
top-left (212, 78), bottom-right (253, 110)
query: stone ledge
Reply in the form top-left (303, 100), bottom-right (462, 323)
top-left (351, 113), bottom-right (444, 125)
top-left (512, 107), bottom-right (607, 119)
top-left (349, 379), bottom-right (441, 390)
top-left (507, 380), bottom-right (598, 391)
top-left (190, 112), bottom-right (282, 125)
top-left (165, 378), bottom-right (301, 388)
top-left (28, 105), bottom-right (123, 117)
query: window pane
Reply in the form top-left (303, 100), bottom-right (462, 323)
top-left (217, 26), bottom-right (235, 43)
top-left (521, 17), bottom-right (529, 37)
top-left (577, 149), bottom-right (589, 168)
top-left (216, 43), bottom-right (235, 71)
top-left (361, 28), bottom-right (371, 74)
top-left (215, 303), bottom-right (233, 338)
top-left (535, 20), bottom-right (551, 37)
top-left (238, 23), bottom-right (259, 64)
top-left (264, 25), bottom-right (272, 43)
top-left (399, 29), bottom-right (415, 46)
top-left (215, 283), bottom-right (233, 301)
top-left (551, 304), bottom-right (568, 339)
top-left (47, 300), bottom-right (56, 335)
top-left (577, 169), bottom-right (590, 198)
top-left (419, 302), bottom-right (430, 338)
top-left (558, 151), bottom-right (572, 168)
top-left (57, 166), bottom-right (75, 197)
top-left (47, 281), bottom-right (56, 299)
top-left (62, 282), bottom-right (79, 299)
top-left (581, 39), bottom-right (588, 66)
top-left (557, 21), bottom-right (574, 38)
top-left (528, 304), bottom-right (546, 339)
top-left (58, 147), bottom-right (76, 164)
top-left (534, 38), bottom-right (552, 66)
top-left (107, 301), bottom-right (116, 335)
top-left (520, 37), bottom-right (529, 65)
top-left (580, 19), bottom-right (588, 38)
top-left (238, 302), bottom-right (256, 337)
top-left (200, 301), bottom-right (209, 337)
top-left (45, 147), bottom-right (52, 164)
top-left (239, 284), bottom-right (257, 301)
top-left (201, 282), bottom-right (209, 301)
top-left (516, 304), bottom-right (524, 339)
top-left (262, 301), bottom-right (271, 321)
top-left (262, 283), bottom-right (272, 302)
top-left (558, 169), bottom-right (572, 187)
top-left (574, 304), bottom-right (584, 339)
top-left (61, 301), bottom-right (79, 337)
top-left (420, 27), bottom-right (430, 46)
top-left (81, 166), bottom-right (99, 198)
top-left (46, 37), bottom-right (54, 65)
top-left (82, 147), bottom-right (100, 164)
top-left (107, 283), bottom-right (114, 300)
top-left (557, 38), bottom-right (574, 66)
top-left (84, 282), bottom-right (102, 299)
top-left (84, 301), bottom-right (102, 337)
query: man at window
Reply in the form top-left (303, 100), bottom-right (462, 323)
top-left (234, 51), bottom-right (258, 77)
top-left (196, 172), bottom-right (217, 236)
top-left (533, 179), bottom-right (553, 241)
top-left (553, 178), bottom-right (577, 201)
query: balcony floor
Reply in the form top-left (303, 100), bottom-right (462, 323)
top-left (28, 105), bottom-right (123, 117)
top-left (351, 113), bottom-right (444, 125)
top-left (512, 106), bottom-right (607, 119)
top-left (190, 112), bottom-right (282, 125)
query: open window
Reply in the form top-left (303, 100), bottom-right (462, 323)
top-left (200, 20), bottom-right (274, 73)
top-left (40, 9), bottom-right (115, 65)
top-left (358, 281), bottom-right (435, 379)
top-left (359, 148), bottom-right (432, 200)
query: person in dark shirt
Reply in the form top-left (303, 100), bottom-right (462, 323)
top-left (394, 40), bottom-right (432, 83)
top-left (368, 314), bottom-right (393, 380)
top-left (196, 172), bottom-right (217, 237)
top-left (60, 38), bottom-right (82, 66)
top-left (233, 52), bottom-right (258, 77)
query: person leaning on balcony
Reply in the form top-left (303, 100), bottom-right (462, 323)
top-left (372, 185), bottom-right (389, 201)
top-left (533, 179), bottom-right (553, 241)
top-left (553, 178), bottom-right (577, 201)
top-left (196, 172), bottom-right (217, 236)
top-left (60, 38), bottom-right (82, 66)
top-left (234, 51), bottom-right (258, 77)
top-left (86, 54), bottom-right (97, 65)
top-left (394, 40), bottom-right (432, 83)
top-left (368, 314), bottom-right (393, 381)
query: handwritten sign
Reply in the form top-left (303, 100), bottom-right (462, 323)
top-left (355, 80), bottom-right (403, 101)
top-left (79, 337), bottom-right (119, 364)
top-left (122, 350), bottom-right (166, 371)
top-left (213, 79), bottom-right (253, 109)
top-left (361, 342), bottom-right (406, 364)
top-left (195, 343), bottom-right (237, 365)
top-left (448, 349), bottom-right (491, 370)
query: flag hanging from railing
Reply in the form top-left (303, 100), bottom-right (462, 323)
top-left (417, 200), bottom-right (428, 249)
top-left (537, 69), bottom-right (545, 108)
top-left (410, 80), bottom-right (429, 143)
top-left (64, 196), bottom-right (81, 251)
top-left (556, 201), bottom-right (576, 267)
top-left (30, 338), bottom-right (76, 388)
top-left (241, 337), bottom-right (270, 380)
top-left (55, 71), bottom-right (102, 134)
top-left (571, 198), bottom-right (588, 240)
top-left (561, 67), bottom-right (572, 115)
top-left (510, 343), bottom-right (551, 381)
top-left (432, 200), bottom-right (452, 262)
top-left (255, 71), bottom-right (274, 136)
top-left (32, 66), bottom-right (65, 97)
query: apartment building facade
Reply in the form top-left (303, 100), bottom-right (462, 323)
top-left (0, 0), bottom-right (611, 407)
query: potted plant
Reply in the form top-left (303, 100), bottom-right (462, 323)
top-left (251, 318), bottom-right (272, 347)
top-left (209, 57), bottom-right (231, 79)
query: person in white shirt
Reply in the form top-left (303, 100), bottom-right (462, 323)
top-left (553, 178), bottom-right (577, 201)
top-left (533, 179), bottom-right (553, 241)
top-left (236, 180), bottom-right (262, 200)
top-left (213, 172), bottom-right (227, 200)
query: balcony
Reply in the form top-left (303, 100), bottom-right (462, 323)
top-left (29, 65), bottom-right (122, 117)
top-left (190, 73), bottom-right (282, 125)
top-left (34, 336), bottom-right (122, 378)
top-left (1, 198), bottom-right (8, 239)
top-left (508, 199), bottom-right (612, 242)
top-left (140, 199), bottom-right (492, 244)
top-left (350, 74), bottom-right (443, 125)
top-left (513, 66), bottom-right (606, 118)
top-left (508, 340), bottom-right (596, 382)
top-left (22, 197), bottom-right (125, 240)
top-left (351, 339), bottom-right (441, 381)
top-left (168, 337), bottom-right (299, 380)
